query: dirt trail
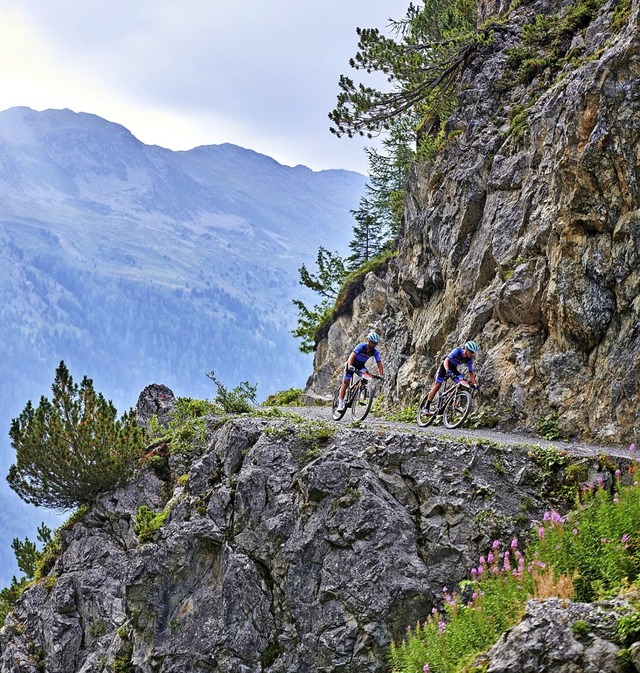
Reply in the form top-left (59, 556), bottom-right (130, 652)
top-left (284, 406), bottom-right (636, 461)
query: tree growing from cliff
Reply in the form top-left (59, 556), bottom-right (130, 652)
top-left (7, 361), bottom-right (146, 510)
top-left (348, 115), bottom-right (417, 268)
top-left (329, 0), bottom-right (478, 140)
top-left (292, 247), bottom-right (347, 353)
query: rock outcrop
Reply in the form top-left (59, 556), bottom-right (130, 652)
top-left (0, 404), bottom-right (625, 673)
top-left (306, 0), bottom-right (640, 444)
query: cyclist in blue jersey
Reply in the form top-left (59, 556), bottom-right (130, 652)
top-left (337, 332), bottom-right (385, 410)
top-left (422, 341), bottom-right (479, 415)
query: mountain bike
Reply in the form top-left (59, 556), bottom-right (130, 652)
top-left (416, 376), bottom-right (476, 429)
top-left (332, 371), bottom-right (383, 422)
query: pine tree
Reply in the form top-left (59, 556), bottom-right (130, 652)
top-left (7, 361), bottom-right (146, 510)
top-left (348, 199), bottom-right (386, 269)
top-left (329, 0), bottom-right (478, 139)
top-left (292, 247), bottom-right (347, 353)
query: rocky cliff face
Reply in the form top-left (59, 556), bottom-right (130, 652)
top-left (0, 391), bottom-right (625, 673)
top-left (306, 0), bottom-right (640, 444)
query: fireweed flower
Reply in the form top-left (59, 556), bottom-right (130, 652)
top-left (511, 537), bottom-right (519, 549)
top-left (622, 534), bottom-right (630, 547)
top-left (487, 552), bottom-right (494, 564)
top-left (438, 620), bottom-right (446, 633)
top-left (492, 540), bottom-right (500, 549)
top-left (538, 527), bottom-right (545, 539)
top-left (630, 443), bottom-right (637, 453)
top-left (423, 664), bottom-right (431, 673)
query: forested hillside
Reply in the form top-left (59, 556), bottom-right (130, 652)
top-left (0, 106), bottom-right (366, 585)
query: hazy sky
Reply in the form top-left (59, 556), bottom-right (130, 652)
top-left (0, 1), bottom-right (411, 173)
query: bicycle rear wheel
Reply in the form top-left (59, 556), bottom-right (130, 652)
top-left (351, 383), bottom-right (373, 421)
top-left (416, 393), bottom-right (437, 427)
top-left (331, 386), bottom-right (347, 420)
top-left (443, 389), bottom-right (472, 428)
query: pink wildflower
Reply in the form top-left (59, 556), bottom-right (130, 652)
top-left (492, 539), bottom-right (500, 549)
top-left (438, 620), bottom-right (446, 633)
top-left (511, 537), bottom-right (519, 549)
top-left (538, 527), bottom-right (545, 539)
top-left (487, 552), bottom-right (494, 564)
top-left (630, 443), bottom-right (637, 453)
top-left (423, 664), bottom-right (431, 673)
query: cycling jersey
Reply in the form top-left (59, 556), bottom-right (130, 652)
top-left (446, 347), bottom-right (474, 372)
top-left (352, 342), bottom-right (381, 368)
top-left (435, 346), bottom-right (474, 383)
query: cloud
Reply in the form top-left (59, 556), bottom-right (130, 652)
top-left (0, 0), bottom-right (411, 171)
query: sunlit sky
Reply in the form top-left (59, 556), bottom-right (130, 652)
top-left (0, 0), bottom-right (411, 173)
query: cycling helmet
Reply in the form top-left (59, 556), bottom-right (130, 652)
top-left (464, 340), bottom-right (479, 353)
top-left (367, 332), bottom-right (381, 343)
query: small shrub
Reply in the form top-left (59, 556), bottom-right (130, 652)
top-left (572, 619), bottom-right (591, 639)
top-left (206, 370), bottom-right (257, 414)
top-left (262, 388), bottom-right (303, 406)
top-left (134, 505), bottom-right (170, 545)
top-left (617, 610), bottom-right (640, 646)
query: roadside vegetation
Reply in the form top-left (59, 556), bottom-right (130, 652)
top-left (390, 445), bottom-right (640, 673)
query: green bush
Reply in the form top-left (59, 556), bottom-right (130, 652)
top-left (206, 370), bottom-right (257, 413)
top-left (8, 361), bottom-right (146, 510)
top-left (134, 505), bottom-right (170, 545)
top-left (262, 388), bottom-right (303, 406)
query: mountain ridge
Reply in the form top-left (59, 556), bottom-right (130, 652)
top-left (0, 105), bottom-right (366, 586)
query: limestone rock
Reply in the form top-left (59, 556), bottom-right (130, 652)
top-left (0, 414), bottom-right (588, 673)
top-left (307, 0), bottom-right (640, 444)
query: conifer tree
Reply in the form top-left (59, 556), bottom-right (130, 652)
top-left (348, 199), bottom-right (386, 269)
top-left (292, 247), bottom-right (347, 353)
top-left (329, 0), bottom-right (477, 139)
top-left (7, 361), bottom-right (146, 510)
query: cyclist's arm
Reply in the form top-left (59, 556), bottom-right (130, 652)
top-left (377, 362), bottom-right (384, 377)
top-left (444, 357), bottom-right (452, 375)
top-left (347, 352), bottom-right (357, 368)
top-left (469, 371), bottom-right (478, 386)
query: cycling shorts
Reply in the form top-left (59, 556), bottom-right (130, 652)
top-left (343, 363), bottom-right (368, 381)
top-left (436, 363), bottom-right (463, 384)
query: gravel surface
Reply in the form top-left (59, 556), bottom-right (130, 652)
top-left (283, 406), bottom-right (636, 461)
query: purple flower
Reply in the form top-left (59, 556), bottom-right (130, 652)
top-left (630, 443), bottom-right (637, 453)
top-left (511, 537), bottom-right (519, 549)
top-left (471, 568), bottom-right (478, 577)
top-left (543, 511), bottom-right (551, 521)
top-left (438, 620), bottom-right (446, 633)
top-left (492, 539), bottom-right (500, 549)
top-left (423, 664), bottom-right (431, 673)
top-left (487, 552), bottom-right (494, 564)
top-left (622, 534), bottom-right (630, 546)
top-left (538, 527), bottom-right (545, 539)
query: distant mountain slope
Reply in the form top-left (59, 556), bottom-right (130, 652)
top-left (0, 106), bottom-right (366, 586)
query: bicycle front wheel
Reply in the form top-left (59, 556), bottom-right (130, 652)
top-left (416, 393), bottom-right (437, 427)
top-left (443, 389), bottom-right (472, 428)
top-left (332, 386), bottom-right (347, 421)
top-left (351, 383), bottom-right (373, 421)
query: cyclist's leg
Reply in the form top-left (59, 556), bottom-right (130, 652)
top-left (425, 364), bottom-right (447, 411)
top-left (338, 363), bottom-right (352, 407)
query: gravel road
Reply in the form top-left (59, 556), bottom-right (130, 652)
top-left (283, 405), bottom-right (636, 461)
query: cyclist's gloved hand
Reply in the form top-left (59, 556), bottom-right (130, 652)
top-left (347, 365), bottom-right (356, 373)
top-left (446, 370), bottom-right (454, 378)
top-left (471, 383), bottom-right (479, 390)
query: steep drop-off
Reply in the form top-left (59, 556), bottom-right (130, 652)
top-left (0, 388), bottom-right (625, 672)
